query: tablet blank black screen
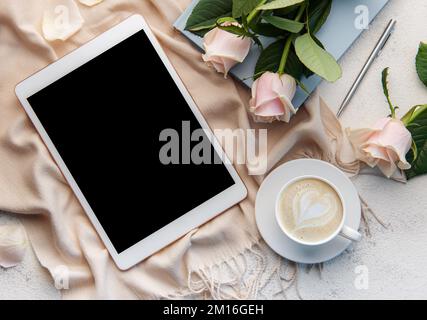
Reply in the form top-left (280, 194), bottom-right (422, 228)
top-left (27, 30), bottom-right (235, 253)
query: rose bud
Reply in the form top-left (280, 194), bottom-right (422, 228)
top-left (249, 71), bottom-right (297, 123)
top-left (202, 23), bottom-right (251, 77)
top-left (347, 117), bottom-right (412, 178)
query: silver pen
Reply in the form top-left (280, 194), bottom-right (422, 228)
top-left (336, 19), bottom-right (397, 118)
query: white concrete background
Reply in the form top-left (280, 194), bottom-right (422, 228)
top-left (256, 0), bottom-right (427, 299)
top-left (1, 0), bottom-right (427, 299)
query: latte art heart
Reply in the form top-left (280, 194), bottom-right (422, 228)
top-left (277, 178), bottom-right (343, 243)
top-left (293, 190), bottom-right (337, 229)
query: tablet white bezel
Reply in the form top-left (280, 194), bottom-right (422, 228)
top-left (15, 15), bottom-right (247, 270)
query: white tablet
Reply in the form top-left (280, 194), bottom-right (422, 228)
top-left (15, 15), bottom-right (247, 270)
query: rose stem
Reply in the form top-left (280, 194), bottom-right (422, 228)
top-left (247, 0), bottom-right (267, 24)
top-left (278, 2), bottom-right (307, 75)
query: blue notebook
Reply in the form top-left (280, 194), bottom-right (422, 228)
top-left (174, 0), bottom-right (389, 108)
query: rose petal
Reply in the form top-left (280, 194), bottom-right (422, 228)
top-left (377, 157), bottom-right (398, 178)
top-left (277, 74), bottom-right (297, 100)
top-left (254, 98), bottom-right (285, 117)
top-left (203, 27), bottom-right (219, 48)
top-left (42, 0), bottom-right (84, 41)
top-left (347, 118), bottom-right (388, 166)
top-left (204, 28), bottom-right (250, 62)
top-left (363, 144), bottom-right (390, 162)
top-left (381, 119), bottom-right (412, 169)
top-left (0, 224), bottom-right (27, 268)
top-left (220, 56), bottom-right (238, 77)
top-left (277, 74), bottom-right (297, 115)
top-left (366, 119), bottom-right (412, 168)
top-left (202, 54), bottom-right (226, 74)
top-left (253, 72), bottom-right (280, 108)
top-left (372, 117), bottom-right (392, 130)
top-left (78, 0), bottom-right (104, 6)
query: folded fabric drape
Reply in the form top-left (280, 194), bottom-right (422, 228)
top-left (0, 0), bottom-right (359, 299)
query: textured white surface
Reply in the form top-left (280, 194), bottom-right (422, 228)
top-left (0, 214), bottom-right (60, 300)
top-left (1, 0), bottom-right (427, 300)
top-left (256, 0), bottom-right (427, 299)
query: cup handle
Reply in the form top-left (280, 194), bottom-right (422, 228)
top-left (339, 225), bottom-right (362, 242)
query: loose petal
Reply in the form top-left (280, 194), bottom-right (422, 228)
top-left (78, 0), bottom-right (104, 6)
top-left (42, 0), bottom-right (84, 41)
top-left (0, 224), bottom-right (27, 268)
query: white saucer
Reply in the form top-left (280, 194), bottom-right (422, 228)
top-left (255, 159), bottom-right (361, 264)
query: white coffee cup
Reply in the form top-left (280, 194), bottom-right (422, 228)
top-left (275, 175), bottom-right (362, 246)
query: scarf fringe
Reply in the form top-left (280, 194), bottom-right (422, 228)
top-left (161, 242), bottom-right (304, 300)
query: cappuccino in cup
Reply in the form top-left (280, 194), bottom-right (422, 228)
top-left (276, 177), bottom-right (346, 245)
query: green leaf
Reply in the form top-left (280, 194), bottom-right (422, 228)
top-left (411, 139), bottom-right (418, 161)
top-left (285, 48), bottom-right (305, 80)
top-left (402, 104), bottom-right (427, 126)
top-left (254, 39), bottom-right (303, 80)
top-left (232, 0), bottom-right (263, 18)
top-left (401, 105), bottom-right (427, 179)
top-left (185, 0), bottom-right (232, 34)
top-left (217, 23), bottom-right (248, 36)
top-left (216, 16), bottom-right (238, 25)
top-left (308, 0), bottom-right (332, 34)
top-left (262, 15), bottom-right (304, 33)
top-left (216, 23), bottom-right (261, 47)
top-left (416, 42), bottom-right (427, 87)
top-left (254, 40), bottom-right (283, 77)
top-left (274, 5), bottom-right (300, 18)
top-left (250, 22), bottom-right (286, 37)
top-left (406, 140), bottom-right (427, 180)
top-left (294, 33), bottom-right (342, 82)
top-left (187, 17), bottom-right (221, 32)
top-left (257, 0), bottom-right (304, 11)
top-left (301, 35), bottom-right (325, 78)
top-left (248, 15), bottom-right (285, 37)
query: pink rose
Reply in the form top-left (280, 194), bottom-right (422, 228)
top-left (202, 23), bottom-right (251, 77)
top-left (249, 72), bottom-right (297, 123)
top-left (347, 118), bottom-right (412, 178)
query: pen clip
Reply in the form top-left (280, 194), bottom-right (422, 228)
top-left (377, 20), bottom-right (396, 57)
top-left (377, 32), bottom-right (392, 57)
